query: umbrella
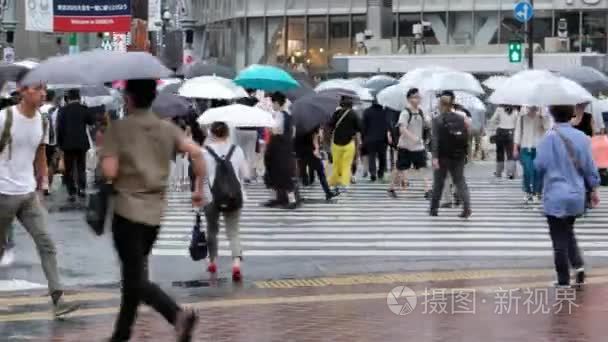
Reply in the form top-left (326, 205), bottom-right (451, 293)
top-left (349, 77), bottom-right (368, 87)
top-left (286, 87), bottom-right (314, 102)
top-left (179, 76), bottom-right (248, 99)
top-left (234, 64), bottom-right (300, 92)
top-left (179, 61), bottom-right (236, 79)
top-left (489, 72), bottom-right (594, 106)
top-left (376, 83), bottom-right (411, 111)
top-left (284, 70), bottom-right (315, 101)
top-left (80, 85), bottom-right (111, 97)
top-left (160, 82), bottom-right (182, 94)
top-left (364, 75), bottom-right (398, 95)
top-left (152, 92), bottom-right (193, 119)
top-left (400, 66), bottom-right (453, 87)
top-left (21, 50), bottom-right (172, 86)
top-left (454, 91), bottom-right (486, 113)
top-left (420, 71), bottom-right (484, 95)
top-left (315, 79), bottom-right (373, 101)
top-left (560, 66), bottom-right (608, 95)
top-left (197, 104), bottom-right (275, 127)
top-left (483, 75), bottom-right (508, 90)
top-left (291, 91), bottom-right (343, 135)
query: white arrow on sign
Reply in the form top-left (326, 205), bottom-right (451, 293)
top-left (516, 4), bottom-right (529, 21)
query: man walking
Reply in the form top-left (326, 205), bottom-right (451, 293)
top-left (0, 76), bottom-right (79, 317)
top-left (101, 79), bottom-right (205, 341)
top-left (328, 96), bottom-right (361, 192)
top-left (429, 91), bottom-right (472, 218)
top-left (57, 89), bottom-right (95, 202)
top-left (362, 101), bottom-right (389, 182)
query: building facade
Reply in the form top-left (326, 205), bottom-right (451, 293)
top-left (188, 0), bottom-right (608, 72)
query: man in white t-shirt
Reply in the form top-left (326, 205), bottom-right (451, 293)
top-left (0, 77), bottom-right (79, 318)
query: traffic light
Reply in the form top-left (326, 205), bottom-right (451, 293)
top-left (508, 41), bottom-right (523, 63)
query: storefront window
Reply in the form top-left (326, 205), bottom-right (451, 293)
top-left (287, 17), bottom-right (306, 69)
top-left (352, 15), bottom-right (366, 53)
top-left (554, 11), bottom-right (580, 52)
top-left (247, 18), bottom-right (265, 65)
top-left (530, 11), bottom-right (553, 50)
top-left (582, 11), bottom-right (606, 53)
top-left (308, 16), bottom-right (328, 70)
top-left (421, 12), bottom-right (445, 45)
top-left (267, 17), bottom-right (286, 65)
top-left (329, 15), bottom-right (350, 57)
top-left (397, 13), bottom-right (419, 52)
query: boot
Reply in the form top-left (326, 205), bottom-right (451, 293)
top-left (495, 162), bottom-right (504, 178)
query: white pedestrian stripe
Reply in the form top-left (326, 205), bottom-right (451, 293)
top-left (152, 181), bottom-right (608, 257)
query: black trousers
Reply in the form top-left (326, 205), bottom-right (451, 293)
top-left (111, 215), bottom-right (181, 341)
top-left (297, 158), bottom-right (316, 186)
top-left (547, 216), bottom-right (584, 286)
top-left (63, 149), bottom-right (87, 196)
top-left (302, 154), bottom-right (331, 196)
top-left (495, 129), bottom-right (514, 163)
top-left (366, 141), bottom-right (387, 178)
top-left (430, 158), bottom-right (471, 212)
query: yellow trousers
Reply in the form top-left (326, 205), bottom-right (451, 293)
top-left (328, 141), bottom-right (356, 187)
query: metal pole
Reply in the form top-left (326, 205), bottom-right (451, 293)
top-left (527, 0), bottom-right (534, 69)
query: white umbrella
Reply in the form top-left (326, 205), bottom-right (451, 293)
top-left (315, 79), bottom-right (373, 101)
top-left (455, 91), bottom-right (486, 113)
top-left (400, 66), bottom-right (453, 87)
top-left (179, 76), bottom-right (248, 99)
top-left (197, 104), bottom-right (275, 127)
top-left (489, 72), bottom-right (594, 106)
top-left (483, 75), bottom-right (508, 90)
top-left (420, 71), bottom-right (484, 95)
top-left (377, 83), bottom-right (410, 111)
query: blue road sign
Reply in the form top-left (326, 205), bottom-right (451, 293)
top-left (513, 1), bottom-right (534, 23)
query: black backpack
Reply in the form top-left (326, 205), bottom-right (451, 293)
top-left (438, 113), bottom-right (469, 158)
top-left (205, 145), bottom-right (243, 212)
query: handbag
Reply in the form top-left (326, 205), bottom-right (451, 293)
top-left (189, 211), bottom-right (208, 261)
top-left (85, 181), bottom-right (112, 236)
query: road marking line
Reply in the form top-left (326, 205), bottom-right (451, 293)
top-left (0, 292), bottom-right (120, 307)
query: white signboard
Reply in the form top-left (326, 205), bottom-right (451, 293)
top-left (148, 0), bottom-right (162, 31)
top-left (25, 0), bottom-right (54, 32)
top-left (3, 47), bottom-right (14, 63)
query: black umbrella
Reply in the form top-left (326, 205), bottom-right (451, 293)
top-left (560, 66), bottom-right (608, 95)
top-left (286, 87), bottom-right (314, 102)
top-left (151, 92), bottom-right (193, 119)
top-left (159, 82), bottom-right (182, 95)
top-left (179, 61), bottom-right (236, 79)
top-left (292, 91), bottom-right (343, 135)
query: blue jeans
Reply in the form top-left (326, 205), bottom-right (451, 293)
top-left (520, 148), bottom-right (542, 194)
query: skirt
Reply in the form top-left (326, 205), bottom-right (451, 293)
top-left (264, 135), bottom-right (296, 192)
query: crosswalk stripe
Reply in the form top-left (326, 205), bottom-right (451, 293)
top-left (152, 180), bottom-right (608, 257)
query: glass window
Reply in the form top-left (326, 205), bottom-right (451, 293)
top-left (247, 18), bottom-right (265, 65)
top-left (582, 11), bottom-right (606, 53)
top-left (235, 18), bottom-right (246, 70)
top-left (267, 17), bottom-right (286, 65)
top-left (352, 14), bottom-right (366, 52)
top-left (421, 12), bottom-right (446, 45)
top-left (498, 11), bottom-right (523, 44)
top-left (287, 17), bottom-right (306, 68)
top-left (447, 12), bottom-right (474, 45)
top-left (530, 10), bottom-right (553, 50)
top-left (554, 11), bottom-right (580, 52)
top-left (473, 11), bottom-right (499, 45)
top-left (329, 15), bottom-right (350, 57)
top-left (308, 16), bottom-right (329, 69)
top-left (286, 0), bottom-right (307, 15)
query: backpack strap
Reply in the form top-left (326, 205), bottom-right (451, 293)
top-left (204, 146), bottom-right (222, 162)
top-left (225, 145), bottom-right (237, 161)
top-left (0, 106), bottom-right (14, 160)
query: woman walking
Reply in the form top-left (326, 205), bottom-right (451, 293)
top-left (328, 96), bottom-right (361, 192)
top-left (203, 122), bottom-right (248, 281)
top-left (535, 105), bottom-right (600, 288)
top-left (490, 105), bottom-right (518, 179)
top-left (263, 92), bottom-right (298, 209)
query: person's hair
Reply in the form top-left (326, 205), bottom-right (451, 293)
top-left (125, 79), bottom-right (157, 109)
top-left (46, 89), bottom-right (55, 102)
top-left (66, 89), bottom-right (80, 101)
top-left (271, 92), bottom-right (287, 107)
top-left (15, 69), bottom-right (29, 87)
top-left (339, 96), bottom-right (353, 108)
top-left (210, 121), bottom-right (230, 138)
top-left (549, 105), bottom-right (575, 123)
top-left (439, 90), bottom-right (455, 102)
top-left (406, 88), bottom-right (419, 98)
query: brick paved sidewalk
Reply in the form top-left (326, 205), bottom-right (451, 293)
top-left (3, 269), bottom-right (608, 341)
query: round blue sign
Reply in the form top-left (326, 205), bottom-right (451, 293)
top-left (514, 1), bottom-right (534, 23)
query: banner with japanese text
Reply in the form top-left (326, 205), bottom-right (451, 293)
top-left (26, 0), bottom-right (131, 33)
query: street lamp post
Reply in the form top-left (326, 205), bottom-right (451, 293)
top-left (156, 7), bottom-right (171, 60)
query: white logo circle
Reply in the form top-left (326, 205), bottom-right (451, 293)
top-left (386, 286), bottom-right (417, 315)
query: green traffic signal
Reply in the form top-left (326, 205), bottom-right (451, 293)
top-left (508, 41), bottom-right (523, 63)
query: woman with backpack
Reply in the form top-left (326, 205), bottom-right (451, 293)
top-left (203, 122), bottom-right (249, 281)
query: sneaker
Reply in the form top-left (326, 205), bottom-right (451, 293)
top-left (387, 189), bottom-right (397, 198)
top-left (53, 293), bottom-right (80, 319)
top-left (458, 209), bottom-right (472, 219)
top-left (429, 209), bottom-right (438, 217)
top-left (262, 199), bottom-right (283, 208)
top-left (575, 268), bottom-right (585, 287)
top-left (424, 190), bottom-right (432, 200)
top-left (326, 190), bottom-right (340, 201)
top-left (175, 308), bottom-right (198, 342)
top-left (494, 172), bottom-right (502, 178)
top-left (508, 175), bottom-right (515, 180)
top-left (351, 176), bottom-right (357, 184)
top-left (554, 282), bottom-right (572, 290)
top-left (535, 194), bottom-right (542, 204)
top-left (524, 194), bottom-right (533, 204)
top-left (283, 202), bottom-right (297, 210)
top-left (0, 248), bottom-right (15, 267)
top-left (370, 175), bottom-right (377, 182)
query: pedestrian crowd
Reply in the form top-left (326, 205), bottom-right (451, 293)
top-left (0, 56), bottom-right (605, 341)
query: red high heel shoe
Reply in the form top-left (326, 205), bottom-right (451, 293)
top-left (232, 265), bottom-right (242, 282)
top-left (207, 262), bottom-right (217, 274)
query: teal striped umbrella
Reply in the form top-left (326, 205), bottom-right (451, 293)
top-left (234, 64), bottom-right (300, 92)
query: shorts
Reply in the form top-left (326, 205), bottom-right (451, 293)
top-left (397, 148), bottom-right (427, 171)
